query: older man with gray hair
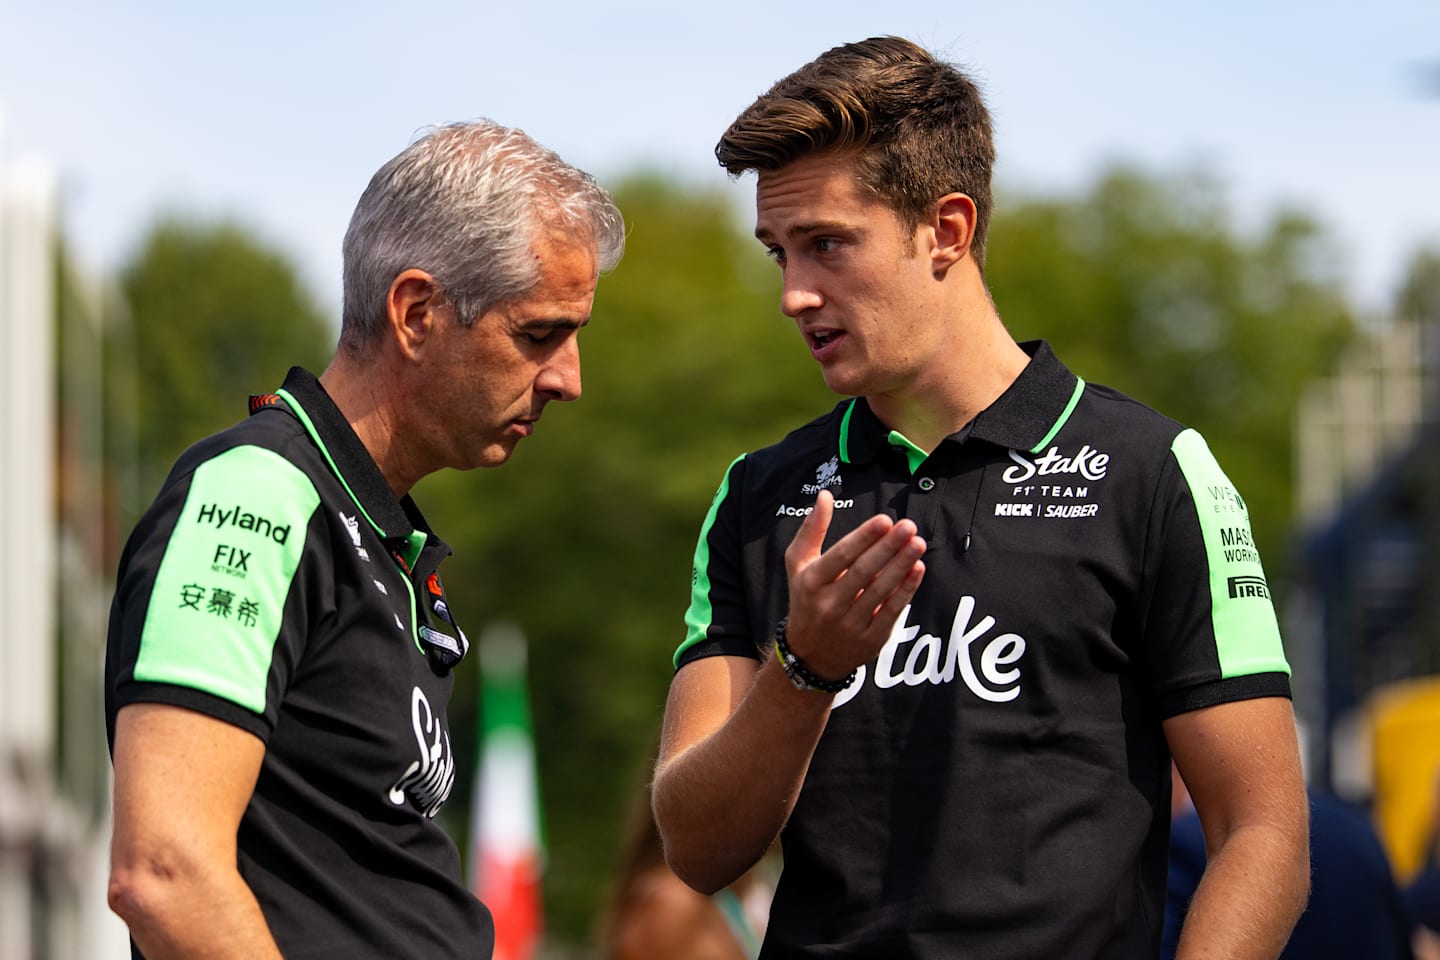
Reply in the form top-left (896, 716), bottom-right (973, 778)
top-left (105, 120), bottom-right (624, 959)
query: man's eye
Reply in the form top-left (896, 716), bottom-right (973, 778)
top-left (524, 331), bottom-right (556, 345)
top-left (764, 246), bottom-right (786, 264)
top-left (815, 237), bottom-right (839, 253)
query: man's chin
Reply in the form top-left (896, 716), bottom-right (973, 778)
top-left (820, 369), bottom-right (870, 397)
top-left (460, 441), bottom-right (519, 471)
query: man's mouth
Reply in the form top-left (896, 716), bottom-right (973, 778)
top-left (810, 329), bottom-right (842, 349)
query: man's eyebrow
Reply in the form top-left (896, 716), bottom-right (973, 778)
top-left (519, 317), bottom-right (589, 330)
top-left (754, 220), bottom-right (856, 242)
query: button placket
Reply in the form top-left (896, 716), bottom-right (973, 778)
top-left (910, 474), bottom-right (945, 535)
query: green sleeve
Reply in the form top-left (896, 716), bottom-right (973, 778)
top-left (134, 444), bottom-right (320, 714)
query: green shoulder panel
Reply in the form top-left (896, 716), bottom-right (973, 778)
top-left (1169, 429), bottom-right (1290, 678)
top-left (675, 456), bottom-right (744, 669)
top-left (134, 445), bottom-right (321, 713)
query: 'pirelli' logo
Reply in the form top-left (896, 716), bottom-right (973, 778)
top-left (1227, 575), bottom-right (1270, 600)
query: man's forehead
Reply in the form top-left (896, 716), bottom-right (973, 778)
top-left (756, 155), bottom-right (860, 198)
top-left (754, 159), bottom-right (885, 235)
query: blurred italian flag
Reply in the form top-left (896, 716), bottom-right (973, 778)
top-left (471, 622), bottom-right (545, 960)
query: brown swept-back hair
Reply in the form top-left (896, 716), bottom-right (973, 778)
top-left (716, 36), bottom-right (996, 268)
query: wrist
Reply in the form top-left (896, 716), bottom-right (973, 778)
top-left (773, 617), bottom-right (855, 694)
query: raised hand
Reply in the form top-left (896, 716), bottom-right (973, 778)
top-left (781, 490), bottom-right (927, 684)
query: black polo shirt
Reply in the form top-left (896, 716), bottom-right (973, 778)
top-left (106, 367), bottom-right (493, 960)
top-left (677, 341), bottom-right (1290, 960)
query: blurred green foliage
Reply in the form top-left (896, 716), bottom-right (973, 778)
top-left (108, 165), bottom-right (1365, 949)
top-left (107, 217), bottom-right (332, 513)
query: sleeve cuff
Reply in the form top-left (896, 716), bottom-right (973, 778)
top-left (1157, 672), bottom-right (1292, 719)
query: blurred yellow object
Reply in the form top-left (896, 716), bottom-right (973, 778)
top-left (1370, 675), bottom-right (1440, 881)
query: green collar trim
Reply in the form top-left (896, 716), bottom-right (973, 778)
top-left (1030, 377), bottom-right (1086, 454)
top-left (887, 430), bottom-right (929, 475)
top-left (276, 387), bottom-right (388, 537)
top-left (839, 399), bottom-right (858, 465)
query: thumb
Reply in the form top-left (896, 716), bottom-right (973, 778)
top-left (785, 489), bottom-right (834, 575)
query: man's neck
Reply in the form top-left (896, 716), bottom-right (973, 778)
top-left (866, 300), bottom-right (1030, 456)
top-left (319, 350), bottom-right (419, 499)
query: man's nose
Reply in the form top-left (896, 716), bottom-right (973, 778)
top-left (779, 269), bottom-right (823, 318)
top-left (537, 335), bottom-right (581, 402)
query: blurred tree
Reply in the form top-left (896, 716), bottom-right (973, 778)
top-left (989, 166), bottom-right (1358, 589)
top-left (1395, 247), bottom-right (1440, 330)
top-left (108, 217), bottom-right (332, 517)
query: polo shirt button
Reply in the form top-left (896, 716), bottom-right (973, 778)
top-left (918, 477), bottom-right (936, 491)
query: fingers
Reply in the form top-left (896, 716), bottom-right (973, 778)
top-left (781, 507), bottom-right (927, 680)
top-left (838, 556), bottom-right (926, 651)
top-left (784, 489), bottom-right (837, 576)
top-left (790, 501), bottom-right (926, 614)
top-left (842, 532), bottom-right (926, 635)
top-left (791, 505), bottom-right (897, 587)
top-left (770, 479), bottom-right (935, 685)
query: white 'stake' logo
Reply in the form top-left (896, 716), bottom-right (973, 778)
top-left (1002, 445), bottom-right (1110, 484)
top-left (832, 598), bottom-right (1026, 709)
top-left (388, 686), bottom-right (456, 818)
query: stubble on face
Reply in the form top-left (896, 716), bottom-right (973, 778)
top-left (426, 230), bottom-right (599, 473)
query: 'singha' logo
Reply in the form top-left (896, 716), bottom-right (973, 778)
top-left (802, 456), bottom-right (844, 495)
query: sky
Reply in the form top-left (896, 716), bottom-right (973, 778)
top-left (1, 0), bottom-right (1436, 318)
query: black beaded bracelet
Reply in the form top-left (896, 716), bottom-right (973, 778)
top-left (773, 617), bottom-right (856, 694)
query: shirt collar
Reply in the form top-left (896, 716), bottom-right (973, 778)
top-left (838, 340), bottom-right (1084, 464)
top-left (259, 366), bottom-right (446, 556)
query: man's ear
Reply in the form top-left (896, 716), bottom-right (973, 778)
top-left (386, 269), bottom-right (447, 361)
top-left (929, 193), bottom-right (978, 276)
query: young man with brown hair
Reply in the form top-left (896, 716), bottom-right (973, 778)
top-left (654, 37), bottom-right (1309, 959)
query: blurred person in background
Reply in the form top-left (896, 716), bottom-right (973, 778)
top-left (653, 35), bottom-right (1309, 959)
top-left (1166, 764), bottom-right (1414, 959)
top-left (104, 120), bottom-right (624, 959)
top-left (601, 774), bottom-right (771, 960)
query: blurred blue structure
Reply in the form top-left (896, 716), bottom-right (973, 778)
top-left (1298, 439), bottom-right (1436, 787)
top-left (1287, 261), bottom-right (1440, 875)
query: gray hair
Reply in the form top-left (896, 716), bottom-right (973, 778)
top-left (339, 119), bottom-right (625, 350)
